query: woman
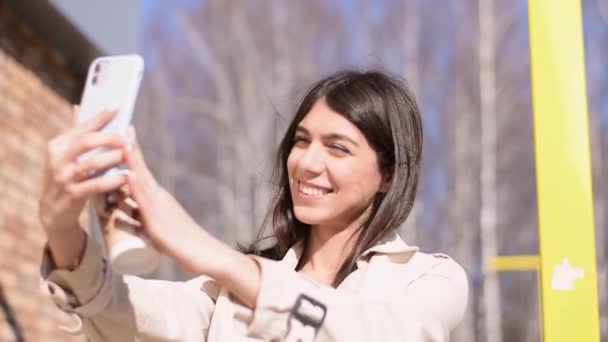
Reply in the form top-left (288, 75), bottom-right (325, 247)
top-left (39, 70), bottom-right (468, 341)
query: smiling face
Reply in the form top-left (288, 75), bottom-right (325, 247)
top-left (287, 98), bottom-right (385, 231)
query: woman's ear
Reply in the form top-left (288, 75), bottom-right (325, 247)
top-left (379, 172), bottom-right (392, 193)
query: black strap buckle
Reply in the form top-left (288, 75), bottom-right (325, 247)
top-left (290, 294), bottom-right (327, 329)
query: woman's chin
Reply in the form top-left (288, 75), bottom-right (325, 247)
top-left (293, 208), bottom-right (331, 226)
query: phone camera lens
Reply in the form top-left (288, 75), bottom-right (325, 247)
top-left (92, 75), bottom-right (98, 85)
top-left (94, 63), bottom-right (101, 73)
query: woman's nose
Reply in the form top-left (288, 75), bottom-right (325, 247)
top-left (298, 146), bottom-right (325, 174)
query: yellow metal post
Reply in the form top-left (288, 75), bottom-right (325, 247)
top-left (528, 0), bottom-right (600, 341)
top-left (486, 255), bottom-right (539, 272)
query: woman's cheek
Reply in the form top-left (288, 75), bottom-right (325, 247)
top-left (286, 149), bottom-right (302, 175)
top-left (286, 157), bottom-right (295, 179)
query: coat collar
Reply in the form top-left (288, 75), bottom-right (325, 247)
top-left (360, 232), bottom-right (419, 257)
top-left (280, 232), bottom-right (418, 269)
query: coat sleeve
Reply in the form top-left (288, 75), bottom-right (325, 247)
top-left (40, 232), bottom-right (216, 342)
top-left (245, 254), bottom-right (468, 342)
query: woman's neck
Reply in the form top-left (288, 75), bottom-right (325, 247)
top-left (298, 223), bottom-right (361, 286)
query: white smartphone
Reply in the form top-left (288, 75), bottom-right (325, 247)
top-left (77, 54), bottom-right (144, 177)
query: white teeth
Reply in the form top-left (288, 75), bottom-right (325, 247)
top-left (299, 182), bottom-right (331, 196)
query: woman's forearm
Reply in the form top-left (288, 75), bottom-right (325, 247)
top-left (183, 229), bottom-right (261, 309)
top-left (213, 247), bottom-right (261, 308)
top-left (46, 225), bottom-right (87, 270)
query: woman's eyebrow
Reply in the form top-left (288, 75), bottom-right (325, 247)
top-left (295, 126), bottom-right (359, 147)
top-left (295, 126), bottom-right (309, 135)
top-left (325, 133), bottom-right (359, 147)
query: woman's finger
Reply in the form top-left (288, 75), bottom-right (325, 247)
top-left (61, 131), bottom-right (126, 164)
top-left (65, 171), bottom-right (130, 199)
top-left (73, 107), bottom-right (119, 136)
top-left (125, 167), bottom-right (153, 223)
top-left (50, 106), bottom-right (109, 151)
top-left (125, 126), bottom-right (156, 186)
top-left (122, 125), bottom-right (161, 228)
top-left (72, 104), bottom-right (80, 127)
top-left (113, 208), bottom-right (142, 228)
top-left (57, 149), bottom-right (125, 183)
top-left (118, 184), bottom-right (131, 197)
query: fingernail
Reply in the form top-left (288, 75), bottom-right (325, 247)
top-left (117, 169), bottom-right (132, 178)
top-left (124, 197), bottom-right (139, 209)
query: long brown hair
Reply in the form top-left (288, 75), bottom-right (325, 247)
top-left (243, 70), bottom-right (422, 287)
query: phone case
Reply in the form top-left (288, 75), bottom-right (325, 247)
top-left (77, 54), bottom-right (144, 176)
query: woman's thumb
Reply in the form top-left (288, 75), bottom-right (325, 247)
top-left (72, 104), bottom-right (80, 126)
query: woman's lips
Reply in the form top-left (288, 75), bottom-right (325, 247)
top-left (297, 180), bottom-right (333, 198)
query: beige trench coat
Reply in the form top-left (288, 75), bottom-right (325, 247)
top-left (40, 232), bottom-right (468, 341)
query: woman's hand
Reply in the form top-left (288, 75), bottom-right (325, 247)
top-left (123, 126), bottom-right (262, 307)
top-left (121, 127), bottom-right (214, 273)
top-left (39, 106), bottom-right (130, 268)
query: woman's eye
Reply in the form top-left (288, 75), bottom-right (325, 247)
top-left (330, 144), bottom-right (350, 154)
top-left (293, 136), bottom-right (309, 145)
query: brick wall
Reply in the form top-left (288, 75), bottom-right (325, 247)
top-left (0, 3), bottom-right (86, 341)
